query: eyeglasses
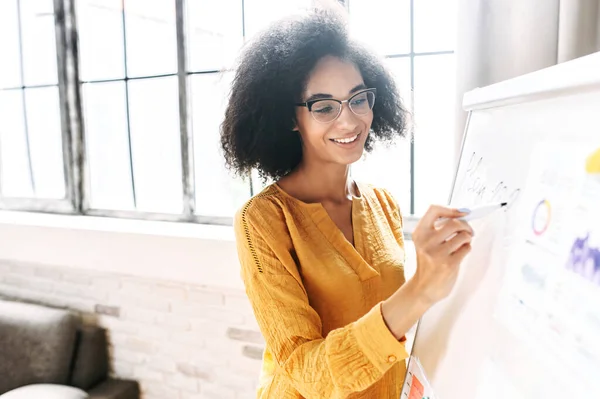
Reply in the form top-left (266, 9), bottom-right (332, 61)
top-left (296, 88), bottom-right (376, 124)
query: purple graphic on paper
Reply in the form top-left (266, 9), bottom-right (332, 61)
top-left (566, 233), bottom-right (600, 285)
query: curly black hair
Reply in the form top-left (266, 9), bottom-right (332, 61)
top-left (220, 3), bottom-right (408, 181)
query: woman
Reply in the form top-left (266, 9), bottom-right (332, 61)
top-left (220, 4), bottom-right (473, 398)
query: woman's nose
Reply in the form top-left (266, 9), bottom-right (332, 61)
top-left (334, 102), bottom-right (359, 128)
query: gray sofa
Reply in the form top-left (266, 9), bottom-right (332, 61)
top-left (0, 299), bottom-right (139, 399)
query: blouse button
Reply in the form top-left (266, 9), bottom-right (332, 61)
top-left (387, 355), bottom-right (397, 363)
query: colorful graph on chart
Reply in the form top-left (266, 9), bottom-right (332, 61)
top-left (565, 147), bottom-right (600, 285)
top-left (565, 233), bottom-right (600, 285)
top-left (531, 199), bottom-right (551, 236)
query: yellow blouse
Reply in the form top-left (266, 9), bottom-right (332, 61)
top-left (234, 183), bottom-right (409, 398)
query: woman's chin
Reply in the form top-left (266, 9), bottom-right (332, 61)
top-left (331, 147), bottom-right (366, 166)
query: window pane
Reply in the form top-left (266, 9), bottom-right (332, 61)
top-left (0, 0), bottom-right (22, 89)
top-left (243, 0), bottom-right (311, 40)
top-left (352, 57), bottom-right (412, 213)
top-left (0, 90), bottom-right (33, 197)
top-left (353, 139), bottom-right (412, 213)
top-left (349, 0), bottom-right (410, 56)
top-left (25, 86), bottom-right (66, 198)
top-left (250, 169), bottom-right (272, 196)
top-left (414, 0), bottom-right (457, 53)
top-left (20, 0), bottom-right (58, 86)
top-left (128, 77), bottom-right (182, 213)
top-left (83, 82), bottom-right (134, 210)
top-left (191, 72), bottom-right (250, 217)
top-left (125, 0), bottom-right (177, 77)
top-left (187, 0), bottom-right (243, 72)
top-left (413, 54), bottom-right (456, 214)
top-left (386, 57), bottom-right (413, 111)
top-left (76, 0), bottom-right (125, 81)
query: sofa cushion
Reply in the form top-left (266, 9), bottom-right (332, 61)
top-left (0, 300), bottom-right (78, 394)
top-left (0, 384), bottom-right (88, 399)
top-left (70, 326), bottom-right (109, 390)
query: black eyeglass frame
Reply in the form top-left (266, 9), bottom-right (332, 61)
top-left (295, 88), bottom-right (377, 123)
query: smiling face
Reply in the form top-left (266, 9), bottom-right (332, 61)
top-left (295, 56), bottom-right (374, 168)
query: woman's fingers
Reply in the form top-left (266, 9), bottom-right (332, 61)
top-left (435, 218), bottom-right (474, 243)
top-left (442, 231), bottom-right (473, 254)
top-left (419, 205), bottom-right (467, 229)
top-left (410, 204), bottom-right (475, 304)
top-left (451, 242), bottom-right (472, 262)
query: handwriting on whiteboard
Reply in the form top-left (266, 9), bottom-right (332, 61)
top-left (462, 152), bottom-right (521, 209)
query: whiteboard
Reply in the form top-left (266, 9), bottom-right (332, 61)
top-left (408, 51), bottom-right (600, 399)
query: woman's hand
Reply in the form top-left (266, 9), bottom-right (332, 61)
top-left (381, 205), bottom-right (474, 341)
top-left (410, 205), bottom-right (474, 306)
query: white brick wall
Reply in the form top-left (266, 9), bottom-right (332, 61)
top-left (0, 260), bottom-right (263, 399)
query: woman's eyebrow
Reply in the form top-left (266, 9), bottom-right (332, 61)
top-left (305, 93), bottom-right (333, 102)
top-left (349, 83), bottom-right (367, 93)
top-left (304, 83), bottom-right (367, 102)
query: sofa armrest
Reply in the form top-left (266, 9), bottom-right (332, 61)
top-left (70, 326), bottom-right (109, 390)
top-left (87, 379), bottom-right (139, 399)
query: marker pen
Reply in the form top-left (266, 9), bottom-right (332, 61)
top-left (436, 202), bottom-right (507, 226)
top-left (456, 202), bottom-right (507, 221)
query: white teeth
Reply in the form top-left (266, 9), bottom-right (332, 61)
top-left (332, 134), bottom-right (359, 144)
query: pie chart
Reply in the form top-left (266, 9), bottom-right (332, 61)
top-left (532, 199), bottom-right (551, 236)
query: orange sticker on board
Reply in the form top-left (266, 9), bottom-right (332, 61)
top-left (408, 374), bottom-right (424, 399)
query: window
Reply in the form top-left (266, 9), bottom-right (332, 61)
top-left (78, 0), bottom-right (182, 215)
top-left (0, 0), bottom-right (457, 222)
top-left (0, 0), bottom-right (72, 212)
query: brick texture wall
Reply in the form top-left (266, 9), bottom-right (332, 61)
top-left (0, 260), bottom-right (263, 399)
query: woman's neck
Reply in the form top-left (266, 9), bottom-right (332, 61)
top-left (279, 161), bottom-right (357, 205)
